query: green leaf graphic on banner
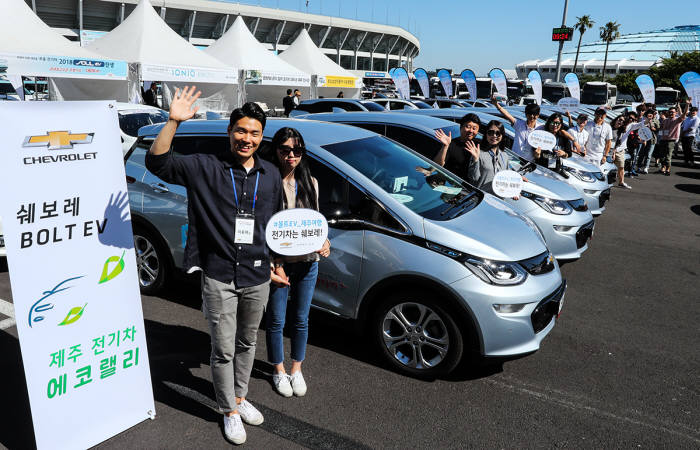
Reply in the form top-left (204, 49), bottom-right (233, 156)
top-left (99, 251), bottom-right (125, 284)
top-left (58, 303), bottom-right (87, 326)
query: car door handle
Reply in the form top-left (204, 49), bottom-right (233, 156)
top-left (149, 182), bottom-right (170, 193)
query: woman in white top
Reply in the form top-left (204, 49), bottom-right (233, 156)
top-left (265, 127), bottom-right (330, 398)
top-left (608, 113), bottom-right (643, 190)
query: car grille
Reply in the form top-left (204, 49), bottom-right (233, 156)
top-left (599, 189), bottom-right (611, 208)
top-left (575, 221), bottom-right (595, 248)
top-left (567, 198), bottom-right (588, 212)
top-left (518, 251), bottom-right (556, 275)
top-left (607, 170), bottom-right (617, 184)
top-left (531, 280), bottom-right (567, 333)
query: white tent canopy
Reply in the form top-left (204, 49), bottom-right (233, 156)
top-left (279, 29), bottom-right (361, 99)
top-left (205, 16), bottom-right (310, 109)
top-left (1, 0), bottom-right (128, 101)
top-left (86, 0), bottom-right (237, 110)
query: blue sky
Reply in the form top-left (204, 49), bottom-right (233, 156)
top-left (223, 0), bottom-right (692, 75)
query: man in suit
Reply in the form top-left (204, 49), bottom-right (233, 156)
top-left (282, 89), bottom-right (295, 117)
top-left (144, 82), bottom-right (160, 108)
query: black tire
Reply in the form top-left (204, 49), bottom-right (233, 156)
top-left (132, 225), bottom-right (170, 296)
top-left (371, 289), bottom-right (464, 378)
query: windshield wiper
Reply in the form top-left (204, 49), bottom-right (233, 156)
top-left (440, 191), bottom-right (477, 217)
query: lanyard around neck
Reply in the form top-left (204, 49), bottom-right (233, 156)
top-left (230, 168), bottom-right (260, 214)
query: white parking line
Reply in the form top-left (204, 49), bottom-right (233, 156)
top-left (0, 298), bottom-right (16, 331)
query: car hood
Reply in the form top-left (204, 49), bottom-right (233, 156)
top-left (423, 195), bottom-right (547, 262)
top-left (564, 155), bottom-right (599, 173)
top-left (521, 170), bottom-right (581, 200)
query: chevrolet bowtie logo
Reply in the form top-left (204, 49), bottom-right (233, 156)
top-left (23, 131), bottom-right (94, 150)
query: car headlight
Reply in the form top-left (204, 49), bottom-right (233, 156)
top-left (425, 242), bottom-right (528, 286)
top-left (464, 257), bottom-right (528, 286)
top-left (521, 191), bottom-right (573, 215)
top-left (592, 171), bottom-right (605, 181)
top-left (564, 167), bottom-right (596, 182)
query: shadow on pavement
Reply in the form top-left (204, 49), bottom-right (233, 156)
top-left (0, 332), bottom-right (36, 450)
top-left (143, 319), bottom-right (220, 423)
top-left (691, 205), bottom-right (700, 217)
top-left (150, 273), bottom-right (201, 310)
top-left (674, 184), bottom-right (700, 195)
top-left (675, 171), bottom-right (700, 180)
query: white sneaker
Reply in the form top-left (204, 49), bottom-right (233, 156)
top-left (237, 400), bottom-right (264, 426)
top-left (272, 373), bottom-right (293, 397)
top-left (618, 182), bottom-right (632, 189)
top-left (223, 414), bottom-right (246, 445)
top-left (290, 371), bottom-right (307, 397)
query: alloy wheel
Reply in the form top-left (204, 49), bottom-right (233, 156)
top-left (134, 234), bottom-right (160, 288)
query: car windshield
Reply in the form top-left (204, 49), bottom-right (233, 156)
top-left (412, 101), bottom-right (433, 109)
top-left (322, 136), bottom-right (479, 220)
top-left (360, 101), bottom-right (386, 111)
top-left (118, 110), bottom-right (169, 137)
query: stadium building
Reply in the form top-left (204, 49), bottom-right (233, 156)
top-left (26, 0), bottom-right (420, 73)
top-left (516, 25), bottom-right (699, 80)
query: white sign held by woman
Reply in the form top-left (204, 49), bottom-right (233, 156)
top-left (557, 97), bottom-right (580, 112)
top-left (638, 126), bottom-right (653, 141)
top-left (266, 209), bottom-right (328, 256)
top-left (527, 129), bottom-right (557, 151)
top-left (492, 170), bottom-right (524, 198)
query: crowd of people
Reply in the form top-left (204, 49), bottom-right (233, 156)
top-left (433, 95), bottom-right (697, 194)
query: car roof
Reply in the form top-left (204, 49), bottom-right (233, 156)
top-left (115, 102), bottom-right (163, 112)
top-left (138, 117), bottom-right (377, 146)
top-left (299, 98), bottom-right (366, 104)
top-left (297, 111), bottom-right (457, 131)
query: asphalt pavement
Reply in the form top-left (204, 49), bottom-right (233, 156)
top-left (1, 160), bottom-right (699, 449)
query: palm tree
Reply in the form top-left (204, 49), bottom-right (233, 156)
top-left (572, 15), bottom-right (594, 74)
top-left (600, 21), bottom-right (621, 81)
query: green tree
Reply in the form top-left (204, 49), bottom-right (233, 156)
top-left (572, 15), bottom-right (595, 74)
top-left (600, 21), bottom-right (621, 81)
top-left (648, 51), bottom-right (700, 93)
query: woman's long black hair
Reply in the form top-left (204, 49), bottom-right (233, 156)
top-left (483, 120), bottom-right (506, 151)
top-left (544, 113), bottom-right (565, 136)
top-left (268, 127), bottom-right (319, 210)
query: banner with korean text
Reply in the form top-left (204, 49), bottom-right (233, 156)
top-left (390, 67), bottom-right (411, 100)
top-left (437, 69), bottom-right (453, 97)
top-left (635, 74), bottom-right (655, 104)
top-left (0, 101), bottom-right (155, 450)
top-left (679, 71), bottom-right (700, 109)
top-left (460, 69), bottom-right (477, 101)
top-left (528, 70), bottom-right (542, 105)
top-left (489, 68), bottom-right (508, 100)
top-left (413, 68), bottom-right (430, 98)
top-left (564, 72), bottom-right (580, 101)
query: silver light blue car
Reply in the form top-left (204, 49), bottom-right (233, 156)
top-left (125, 118), bottom-right (566, 377)
top-left (297, 111), bottom-right (595, 260)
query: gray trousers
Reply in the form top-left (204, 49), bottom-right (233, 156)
top-left (202, 275), bottom-right (270, 413)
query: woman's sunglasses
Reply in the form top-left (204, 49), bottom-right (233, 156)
top-left (486, 129), bottom-right (502, 137)
top-left (550, 121), bottom-right (562, 126)
top-left (277, 145), bottom-right (306, 156)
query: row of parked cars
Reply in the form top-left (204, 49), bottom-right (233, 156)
top-left (120, 97), bottom-right (625, 377)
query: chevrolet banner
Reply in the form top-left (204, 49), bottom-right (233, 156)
top-left (0, 101), bottom-right (155, 450)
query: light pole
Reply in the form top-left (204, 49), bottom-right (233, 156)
top-left (554, 0), bottom-right (569, 82)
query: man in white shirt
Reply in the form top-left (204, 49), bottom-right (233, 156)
top-left (566, 111), bottom-right (589, 156)
top-left (584, 108), bottom-right (613, 166)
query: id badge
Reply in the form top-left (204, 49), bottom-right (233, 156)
top-left (234, 214), bottom-right (255, 244)
top-left (547, 156), bottom-right (556, 168)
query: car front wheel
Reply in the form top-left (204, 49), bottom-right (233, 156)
top-left (372, 290), bottom-right (464, 378)
top-left (133, 226), bottom-right (169, 295)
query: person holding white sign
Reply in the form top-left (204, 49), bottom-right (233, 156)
top-left (533, 113), bottom-right (572, 177)
top-left (464, 120), bottom-right (521, 199)
top-left (145, 87), bottom-right (284, 445)
top-left (609, 113), bottom-right (644, 189)
top-left (264, 127), bottom-right (330, 399)
top-left (638, 109), bottom-right (660, 174)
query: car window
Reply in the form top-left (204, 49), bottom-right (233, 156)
top-left (322, 136), bottom-right (480, 220)
top-left (296, 103), bottom-right (315, 113)
top-left (0, 82), bottom-right (16, 95)
top-left (389, 101), bottom-right (404, 110)
top-left (351, 123), bottom-right (386, 135)
top-left (306, 156), bottom-right (403, 231)
top-left (360, 101), bottom-right (386, 111)
top-left (118, 111), bottom-right (169, 137)
top-left (385, 125), bottom-right (443, 159)
top-left (412, 101), bottom-right (432, 109)
top-left (329, 101), bottom-right (362, 111)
